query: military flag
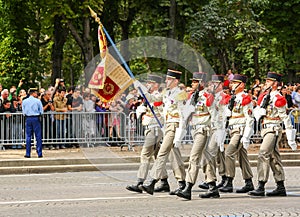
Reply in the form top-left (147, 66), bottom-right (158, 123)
top-left (88, 25), bottom-right (107, 89)
top-left (91, 52), bottom-right (133, 102)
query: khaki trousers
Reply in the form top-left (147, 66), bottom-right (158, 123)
top-left (186, 127), bottom-right (209, 184)
top-left (257, 127), bottom-right (285, 182)
top-left (203, 150), bottom-right (226, 181)
top-left (225, 128), bottom-right (253, 179)
top-left (137, 127), bottom-right (168, 180)
top-left (202, 129), bottom-right (226, 182)
top-left (150, 123), bottom-right (186, 181)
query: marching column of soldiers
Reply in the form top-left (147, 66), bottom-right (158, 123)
top-left (126, 70), bottom-right (298, 200)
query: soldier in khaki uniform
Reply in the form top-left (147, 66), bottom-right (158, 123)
top-left (199, 75), bottom-right (230, 195)
top-left (199, 75), bottom-right (229, 190)
top-left (219, 74), bottom-right (255, 193)
top-left (141, 69), bottom-right (187, 195)
top-left (176, 72), bottom-right (215, 200)
top-left (249, 72), bottom-right (297, 197)
top-left (127, 74), bottom-right (170, 193)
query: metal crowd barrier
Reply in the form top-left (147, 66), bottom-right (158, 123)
top-left (289, 108), bottom-right (300, 141)
top-left (0, 111), bottom-right (127, 149)
top-left (0, 109), bottom-right (299, 150)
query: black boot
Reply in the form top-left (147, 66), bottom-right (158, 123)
top-left (176, 182), bottom-right (194, 200)
top-left (126, 179), bottom-right (143, 193)
top-left (216, 175), bottom-right (227, 188)
top-left (200, 182), bottom-right (220, 198)
top-left (140, 179), bottom-right (157, 195)
top-left (266, 181), bottom-right (287, 197)
top-left (249, 181), bottom-right (266, 196)
top-left (169, 181), bottom-right (186, 195)
top-left (154, 178), bottom-right (170, 192)
top-left (198, 181), bottom-right (209, 190)
top-left (236, 178), bottom-right (254, 193)
top-left (219, 177), bottom-right (233, 193)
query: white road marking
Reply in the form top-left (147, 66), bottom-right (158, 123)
top-left (0, 195), bottom-right (169, 205)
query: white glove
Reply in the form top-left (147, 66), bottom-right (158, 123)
top-left (136, 105), bottom-right (147, 119)
top-left (161, 126), bottom-right (165, 135)
top-left (182, 104), bottom-right (195, 121)
top-left (215, 129), bottom-right (227, 152)
top-left (286, 129), bottom-right (297, 151)
top-left (133, 80), bottom-right (148, 93)
top-left (173, 127), bottom-right (187, 149)
top-left (174, 141), bottom-right (182, 148)
top-left (224, 107), bottom-right (232, 117)
top-left (243, 126), bottom-right (254, 139)
top-left (241, 136), bottom-right (250, 150)
top-left (253, 107), bottom-right (266, 122)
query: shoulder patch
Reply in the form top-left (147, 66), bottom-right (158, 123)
top-left (274, 94), bottom-right (287, 107)
top-left (241, 94), bottom-right (252, 106)
top-left (203, 92), bottom-right (214, 107)
top-left (220, 93), bottom-right (231, 105)
top-left (175, 90), bottom-right (188, 101)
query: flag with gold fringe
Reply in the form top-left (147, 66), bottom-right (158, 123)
top-left (91, 52), bottom-right (133, 102)
top-left (88, 25), bottom-right (107, 89)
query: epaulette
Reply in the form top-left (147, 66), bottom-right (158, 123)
top-left (175, 90), bottom-right (188, 101)
top-left (153, 101), bottom-right (163, 107)
top-left (220, 93), bottom-right (231, 105)
top-left (203, 92), bottom-right (214, 107)
top-left (241, 94), bottom-right (252, 106)
top-left (274, 94), bottom-right (287, 107)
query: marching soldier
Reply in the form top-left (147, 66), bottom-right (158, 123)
top-left (127, 74), bottom-right (170, 193)
top-left (176, 72), bottom-right (215, 200)
top-left (140, 69), bottom-right (187, 195)
top-left (249, 72), bottom-right (297, 197)
top-left (199, 75), bottom-right (230, 190)
top-left (219, 74), bottom-right (255, 193)
top-left (199, 75), bottom-right (230, 194)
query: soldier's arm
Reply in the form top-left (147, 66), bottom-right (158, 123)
top-left (242, 94), bottom-right (254, 128)
top-left (275, 94), bottom-right (293, 129)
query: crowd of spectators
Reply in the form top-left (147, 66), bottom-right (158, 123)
top-left (0, 79), bottom-right (144, 150)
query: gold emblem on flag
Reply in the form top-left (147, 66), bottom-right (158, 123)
top-left (103, 83), bottom-right (114, 95)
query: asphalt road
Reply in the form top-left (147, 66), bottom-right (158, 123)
top-left (1, 168), bottom-right (300, 217)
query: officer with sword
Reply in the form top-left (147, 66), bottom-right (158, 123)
top-left (127, 74), bottom-right (171, 193)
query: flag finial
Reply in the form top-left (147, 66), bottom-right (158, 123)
top-left (88, 6), bottom-right (101, 26)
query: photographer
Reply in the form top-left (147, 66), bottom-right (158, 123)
top-left (41, 90), bottom-right (55, 149)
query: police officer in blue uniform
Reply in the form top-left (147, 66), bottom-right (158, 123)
top-left (22, 88), bottom-right (44, 158)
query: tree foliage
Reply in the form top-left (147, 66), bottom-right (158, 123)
top-left (0, 0), bottom-right (299, 89)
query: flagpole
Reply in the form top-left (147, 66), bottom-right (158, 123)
top-left (88, 7), bottom-right (163, 129)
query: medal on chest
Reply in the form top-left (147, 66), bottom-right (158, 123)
top-left (232, 99), bottom-right (242, 113)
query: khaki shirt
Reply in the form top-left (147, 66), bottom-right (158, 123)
top-left (190, 89), bottom-right (213, 126)
top-left (262, 90), bottom-right (293, 129)
top-left (53, 96), bottom-right (68, 120)
top-left (162, 87), bottom-right (188, 123)
top-left (211, 91), bottom-right (229, 130)
top-left (142, 90), bottom-right (164, 126)
top-left (228, 91), bottom-right (254, 128)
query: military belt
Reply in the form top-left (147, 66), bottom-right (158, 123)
top-left (228, 124), bottom-right (245, 130)
top-left (262, 123), bottom-right (281, 129)
top-left (192, 124), bottom-right (207, 130)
